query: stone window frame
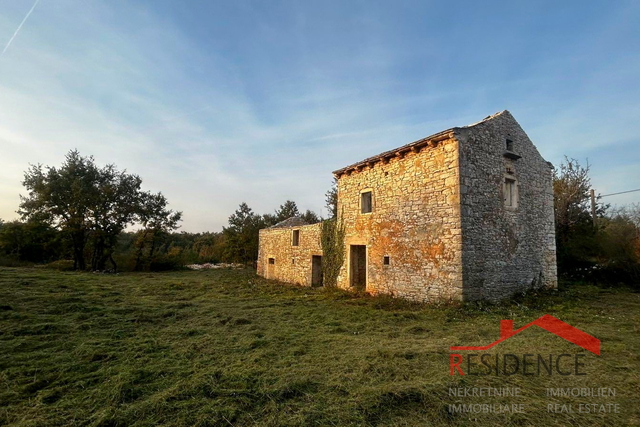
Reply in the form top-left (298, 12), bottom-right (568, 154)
top-left (383, 255), bottom-right (390, 266)
top-left (359, 188), bottom-right (374, 215)
top-left (503, 175), bottom-right (519, 210)
top-left (292, 229), bottom-right (300, 246)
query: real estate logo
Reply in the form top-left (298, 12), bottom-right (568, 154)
top-left (449, 314), bottom-right (601, 375)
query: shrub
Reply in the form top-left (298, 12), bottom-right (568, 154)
top-left (594, 212), bottom-right (640, 288)
top-left (43, 260), bottom-right (75, 271)
top-left (148, 255), bottom-right (183, 271)
top-left (0, 255), bottom-right (32, 267)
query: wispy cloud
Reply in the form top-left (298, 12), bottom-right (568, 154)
top-left (0, 0), bottom-right (639, 230)
top-left (1, 0), bottom-right (40, 57)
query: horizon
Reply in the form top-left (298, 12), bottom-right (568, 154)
top-left (1, 0), bottom-right (639, 232)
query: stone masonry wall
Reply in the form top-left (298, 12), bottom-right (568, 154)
top-left (456, 111), bottom-right (557, 301)
top-left (335, 136), bottom-right (464, 301)
top-left (257, 223), bottom-right (323, 286)
top-left (256, 111), bottom-right (557, 303)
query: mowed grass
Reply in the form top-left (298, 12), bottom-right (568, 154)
top-left (0, 268), bottom-right (638, 426)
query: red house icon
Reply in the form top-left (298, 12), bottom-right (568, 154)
top-left (450, 314), bottom-right (600, 355)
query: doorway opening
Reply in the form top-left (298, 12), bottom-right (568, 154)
top-left (311, 255), bottom-right (323, 287)
top-left (267, 258), bottom-right (275, 279)
top-left (350, 245), bottom-right (366, 290)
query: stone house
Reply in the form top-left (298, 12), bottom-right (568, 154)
top-left (257, 111), bottom-right (557, 301)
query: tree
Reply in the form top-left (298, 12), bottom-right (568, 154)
top-left (553, 157), bottom-right (606, 275)
top-left (274, 200), bottom-right (299, 222)
top-left (133, 192), bottom-right (183, 271)
top-left (223, 203), bottom-right (263, 265)
top-left (192, 232), bottom-right (226, 263)
top-left (19, 150), bottom-right (180, 271)
top-left (262, 213), bottom-right (278, 228)
top-left (325, 178), bottom-right (338, 218)
top-left (0, 220), bottom-right (62, 263)
top-left (86, 163), bottom-right (145, 271)
top-left (596, 205), bottom-right (640, 286)
top-left (20, 151), bottom-right (98, 269)
top-left (300, 209), bottom-right (321, 224)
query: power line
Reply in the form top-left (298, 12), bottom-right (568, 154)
top-left (600, 188), bottom-right (640, 198)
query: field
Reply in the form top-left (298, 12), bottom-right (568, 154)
top-left (0, 267), bottom-right (638, 426)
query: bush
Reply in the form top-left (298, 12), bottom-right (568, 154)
top-left (594, 213), bottom-right (640, 288)
top-left (43, 260), bottom-right (75, 271)
top-left (148, 255), bottom-right (183, 271)
top-left (0, 255), bottom-right (32, 267)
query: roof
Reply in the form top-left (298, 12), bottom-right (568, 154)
top-left (269, 216), bottom-right (309, 229)
top-left (332, 110), bottom-right (509, 176)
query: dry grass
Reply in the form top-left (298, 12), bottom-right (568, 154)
top-left (0, 267), bottom-right (638, 426)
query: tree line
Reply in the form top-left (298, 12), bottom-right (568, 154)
top-left (0, 151), bottom-right (639, 286)
top-left (0, 151), bottom-right (334, 271)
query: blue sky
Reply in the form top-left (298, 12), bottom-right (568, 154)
top-left (0, 0), bottom-right (639, 231)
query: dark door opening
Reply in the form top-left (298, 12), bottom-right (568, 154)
top-left (267, 258), bottom-right (275, 279)
top-left (311, 255), bottom-right (323, 287)
top-left (350, 245), bottom-right (366, 290)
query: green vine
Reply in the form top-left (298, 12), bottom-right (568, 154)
top-left (320, 215), bottom-right (346, 287)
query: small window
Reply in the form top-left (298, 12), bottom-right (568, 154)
top-left (292, 258), bottom-right (295, 264)
top-left (504, 178), bottom-right (517, 207)
top-left (292, 230), bottom-right (300, 246)
top-left (383, 256), bottom-right (390, 265)
top-left (361, 191), bottom-right (372, 214)
top-left (268, 258), bottom-right (275, 265)
top-left (506, 138), bottom-right (514, 151)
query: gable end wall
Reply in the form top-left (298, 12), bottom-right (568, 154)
top-left (456, 112), bottom-right (557, 301)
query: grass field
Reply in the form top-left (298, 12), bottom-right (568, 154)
top-left (0, 267), bottom-right (638, 426)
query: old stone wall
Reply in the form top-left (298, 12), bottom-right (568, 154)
top-left (257, 223), bottom-right (323, 286)
top-left (335, 136), bottom-right (464, 301)
top-left (456, 111), bottom-right (557, 301)
top-left (256, 110), bottom-right (557, 303)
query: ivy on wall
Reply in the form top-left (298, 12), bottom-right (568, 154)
top-left (320, 215), bottom-right (346, 287)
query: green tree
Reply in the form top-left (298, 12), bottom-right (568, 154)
top-left (596, 205), bottom-right (640, 286)
top-left (325, 178), bottom-right (338, 218)
top-left (300, 209), bottom-right (321, 224)
top-left (86, 163), bottom-right (145, 271)
top-left (274, 200), bottom-right (300, 222)
top-left (19, 150), bottom-right (180, 271)
top-left (262, 213), bottom-right (278, 227)
top-left (20, 151), bottom-right (98, 269)
top-left (133, 192), bottom-right (183, 271)
top-left (223, 203), bottom-right (263, 265)
top-left (192, 232), bottom-right (226, 263)
top-left (0, 220), bottom-right (62, 263)
top-left (553, 157), bottom-right (606, 275)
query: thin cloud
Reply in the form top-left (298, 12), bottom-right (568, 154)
top-left (0, 1), bottom-right (638, 232)
top-left (1, 0), bottom-right (41, 57)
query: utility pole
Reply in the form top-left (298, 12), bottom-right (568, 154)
top-left (590, 189), bottom-right (597, 227)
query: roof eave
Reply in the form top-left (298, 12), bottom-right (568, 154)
top-left (331, 110), bottom-right (510, 177)
top-left (332, 129), bottom-right (455, 177)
